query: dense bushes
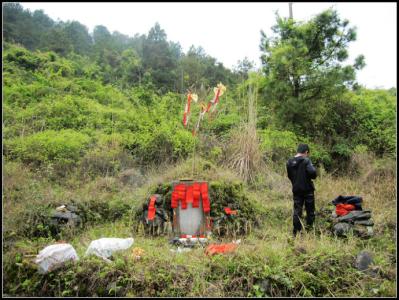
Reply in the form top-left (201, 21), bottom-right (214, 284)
top-left (257, 87), bottom-right (396, 171)
top-left (5, 129), bottom-right (91, 169)
top-left (259, 128), bottom-right (332, 169)
top-left (3, 44), bottom-right (197, 172)
top-left (2, 6), bottom-right (397, 297)
top-left (4, 43), bottom-right (395, 176)
top-left (260, 129), bottom-right (298, 162)
top-left (349, 89), bottom-right (396, 156)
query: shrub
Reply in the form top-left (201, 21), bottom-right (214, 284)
top-left (259, 128), bottom-right (298, 162)
top-left (133, 126), bottom-right (194, 165)
top-left (4, 45), bottom-right (44, 71)
top-left (5, 129), bottom-right (91, 171)
top-left (80, 133), bottom-right (136, 177)
top-left (259, 129), bottom-right (332, 170)
top-left (349, 89), bottom-right (396, 157)
top-left (205, 113), bottom-right (241, 136)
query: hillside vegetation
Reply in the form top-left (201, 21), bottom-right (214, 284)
top-left (2, 3), bottom-right (396, 297)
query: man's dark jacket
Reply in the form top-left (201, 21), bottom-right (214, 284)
top-left (286, 156), bottom-right (317, 195)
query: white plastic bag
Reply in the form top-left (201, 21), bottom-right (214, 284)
top-left (35, 243), bottom-right (79, 274)
top-left (85, 238), bottom-right (134, 261)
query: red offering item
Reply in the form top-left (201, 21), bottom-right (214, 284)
top-left (186, 185), bottom-right (194, 204)
top-left (201, 182), bottom-right (210, 213)
top-left (192, 183), bottom-right (201, 208)
top-left (171, 182), bottom-right (210, 212)
top-left (224, 207), bottom-right (237, 215)
top-left (335, 203), bottom-right (356, 216)
top-left (147, 195), bottom-right (157, 220)
top-left (205, 243), bottom-right (238, 256)
top-left (171, 183), bottom-right (187, 209)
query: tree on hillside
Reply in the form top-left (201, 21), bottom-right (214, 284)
top-left (42, 24), bottom-right (73, 55)
top-left (234, 57), bottom-right (255, 80)
top-left (116, 48), bottom-right (142, 88)
top-left (260, 9), bottom-right (365, 139)
top-left (111, 31), bottom-right (133, 52)
top-left (180, 46), bottom-right (209, 89)
top-left (63, 21), bottom-right (93, 55)
top-left (142, 23), bottom-right (179, 92)
top-left (93, 25), bottom-right (112, 51)
top-left (3, 4), bottom-right (240, 93)
top-left (179, 45), bottom-right (239, 91)
top-left (3, 3), bottom-right (50, 50)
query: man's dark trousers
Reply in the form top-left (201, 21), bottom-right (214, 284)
top-left (293, 192), bottom-right (315, 235)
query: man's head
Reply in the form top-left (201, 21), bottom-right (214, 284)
top-left (297, 144), bottom-right (310, 156)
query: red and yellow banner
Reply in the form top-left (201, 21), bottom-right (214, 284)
top-left (187, 83), bottom-right (226, 136)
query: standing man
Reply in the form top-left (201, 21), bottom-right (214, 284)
top-left (286, 144), bottom-right (317, 236)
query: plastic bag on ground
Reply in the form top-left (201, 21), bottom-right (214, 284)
top-left (85, 238), bottom-right (134, 261)
top-left (35, 243), bottom-right (79, 274)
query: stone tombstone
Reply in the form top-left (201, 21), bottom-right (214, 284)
top-left (172, 179), bottom-right (210, 237)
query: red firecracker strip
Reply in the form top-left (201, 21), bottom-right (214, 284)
top-left (224, 207), bottom-right (237, 215)
top-left (171, 182), bottom-right (211, 213)
top-left (147, 195), bottom-right (157, 221)
top-left (186, 185), bottom-right (194, 204)
top-left (201, 182), bottom-right (210, 213)
top-left (206, 88), bottom-right (221, 113)
top-left (171, 183), bottom-right (187, 209)
top-left (192, 183), bottom-right (201, 208)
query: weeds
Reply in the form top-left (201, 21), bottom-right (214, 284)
top-left (2, 154), bottom-right (396, 297)
top-left (225, 84), bottom-right (263, 183)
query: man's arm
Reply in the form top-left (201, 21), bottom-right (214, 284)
top-left (305, 158), bottom-right (317, 179)
top-left (287, 161), bottom-right (293, 182)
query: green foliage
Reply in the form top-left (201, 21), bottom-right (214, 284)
top-left (313, 88), bottom-right (396, 165)
top-left (130, 125), bottom-right (195, 165)
top-left (179, 45), bottom-right (239, 91)
top-left (2, 10), bottom-right (394, 173)
top-left (259, 128), bottom-right (331, 169)
top-left (205, 113), bottom-right (241, 136)
top-left (3, 4), bottom-right (239, 93)
top-left (2, 6), bottom-right (397, 298)
top-left (260, 128), bottom-right (298, 161)
top-left (80, 133), bottom-right (135, 177)
top-left (348, 89), bottom-right (396, 156)
top-left (3, 3), bottom-right (54, 50)
top-left (3, 44), bottom-right (200, 172)
top-left (5, 129), bottom-right (91, 169)
top-left (254, 8), bottom-right (395, 168)
top-left (260, 9), bottom-right (365, 140)
top-left (4, 44), bottom-right (44, 71)
top-left (142, 23), bottom-right (179, 92)
top-left (209, 181), bottom-right (265, 235)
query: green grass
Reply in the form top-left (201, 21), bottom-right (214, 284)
top-left (2, 157), bottom-right (396, 297)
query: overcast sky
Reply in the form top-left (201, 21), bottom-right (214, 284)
top-left (19, 2), bottom-right (397, 89)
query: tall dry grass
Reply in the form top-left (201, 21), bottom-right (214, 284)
top-left (316, 153), bottom-right (396, 233)
top-left (225, 83), bottom-right (263, 183)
